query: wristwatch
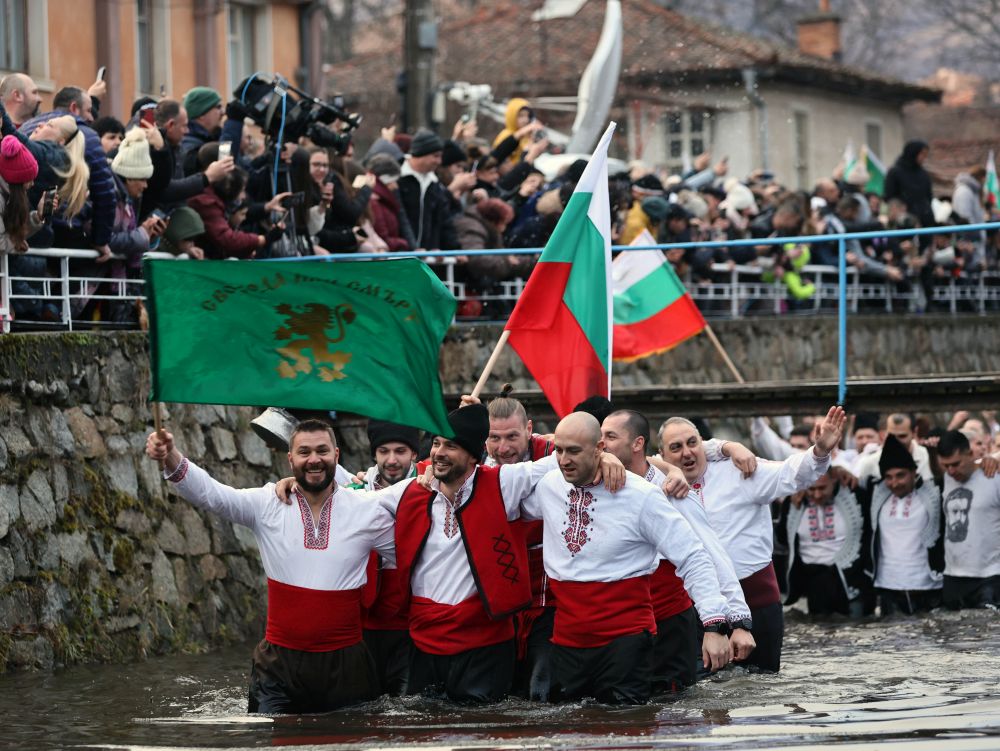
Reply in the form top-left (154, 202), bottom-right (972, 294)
top-left (703, 620), bottom-right (729, 635)
top-left (730, 617), bottom-right (753, 632)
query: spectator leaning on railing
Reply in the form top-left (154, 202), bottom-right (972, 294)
top-left (0, 135), bottom-right (40, 254)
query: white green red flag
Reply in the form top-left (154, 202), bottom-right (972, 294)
top-left (986, 150), bottom-right (1000, 210)
top-left (612, 230), bottom-right (706, 362)
top-left (504, 122), bottom-right (615, 417)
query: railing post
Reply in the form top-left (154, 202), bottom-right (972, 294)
top-left (730, 265), bottom-right (739, 319)
top-left (1, 252), bottom-right (9, 333)
top-left (61, 256), bottom-right (71, 330)
top-left (979, 272), bottom-right (986, 315)
top-left (838, 236), bottom-right (847, 406)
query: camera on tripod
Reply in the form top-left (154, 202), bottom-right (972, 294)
top-left (234, 74), bottom-right (363, 155)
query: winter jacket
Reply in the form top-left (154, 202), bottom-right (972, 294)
top-left (140, 135), bottom-right (208, 218)
top-left (397, 163), bottom-right (459, 250)
top-left (108, 175), bottom-right (151, 263)
top-left (369, 181), bottom-right (415, 251)
top-left (456, 204), bottom-right (534, 284)
top-left (187, 187), bottom-right (259, 259)
top-left (491, 97), bottom-right (533, 164)
top-left (883, 141), bottom-right (934, 227)
top-left (21, 110), bottom-right (116, 247)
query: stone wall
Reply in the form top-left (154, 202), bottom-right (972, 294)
top-left (0, 333), bottom-right (286, 673)
top-left (0, 315), bottom-right (996, 672)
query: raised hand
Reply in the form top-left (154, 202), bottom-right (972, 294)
top-left (814, 405), bottom-right (847, 457)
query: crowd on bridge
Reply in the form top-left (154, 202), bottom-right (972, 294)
top-left (144, 394), bottom-right (1000, 714)
top-left (1, 74), bottom-right (998, 327)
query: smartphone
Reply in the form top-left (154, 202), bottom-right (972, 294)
top-left (533, 128), bottom-right (547, 143)
top-left (461, 113), bottom-right (471, 123)
top-left (97, 66), bottom-right (106, 82)
top-left (159, 83), bottom-right (166, 98)
top-left (41, 189), bottom-right (57, 219)
top-left (470, 160), bottom-right (480, 173)
top-left (140, 104), bottom-right (156, 126)
top-left (218, 141), bottom-right (232, 159)
top-left (281, 192), bottom-right (305, 209)
top-left (151, 209), bottom-right (168, 222)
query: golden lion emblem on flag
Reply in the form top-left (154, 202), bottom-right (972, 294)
top-left (274, 303), bottom-right (356, 382)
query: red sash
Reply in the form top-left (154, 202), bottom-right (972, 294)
top-left (408, 595), bottom-right (514, 655)
top-left (740, 562), bottom-right (781, 609)
top-left (361, 558), bottom-right (409, 631)
top-left (549, 576), bottom-right (656, 648)
top-left (265, 579), bottom-right (362, 652)
top-left (649, 560), bottom-right (694, 622)
top-left (395, 466), bottom-right (532, 623)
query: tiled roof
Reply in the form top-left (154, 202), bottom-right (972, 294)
top-left (328, 0), bottom-right (940, 106)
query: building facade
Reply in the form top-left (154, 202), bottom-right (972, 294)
top-left (0, 0), bottom-right (309, 121)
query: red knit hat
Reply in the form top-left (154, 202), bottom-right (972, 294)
top-left (0, 135), bottom-right (38, 185)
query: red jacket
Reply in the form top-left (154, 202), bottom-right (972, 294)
top-left (187, 187), bottom-right (260, 259)
top-left (369, 181), bottom-right (410, 252)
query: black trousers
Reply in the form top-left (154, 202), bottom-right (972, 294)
top-left (877, 587), bottom-right (942, 616)
top-left (800, 563), bottom-right (852, 616)
top-left (363, 628), bottom-right (413, 696)
top-left (942, 575), bottom-right (1000, 610)
top-left (512, 607), bottom-right (555, 702)
top-left (551, 630), bottom-right (654, 705)
top-left (408, 639), bottom-right (515, 703)
top-left (247, 639), bottom-right (379, 715)
top-left (743, 602), bottom-right (783, 673)
top-left (652, 606), bottom-right (699, 694)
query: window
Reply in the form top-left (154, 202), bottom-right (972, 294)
top-left (136, 0), bottom-right (153, 94)
top-left (663, 109), bottom-right (711, 175)
top-left (0, 0), bottom-right (27, 71)
top-left (228, 3), bottom-right (260, 94)
top-left (793, 110), bottom-right (809, 190)
top-left (865, 121), bottom-right (883, 161)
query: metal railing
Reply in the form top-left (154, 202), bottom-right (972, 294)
top-left (3, 228), bottom-right (999, 331)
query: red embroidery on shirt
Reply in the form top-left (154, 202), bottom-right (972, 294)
top-left (296, 492), bottom-right (332, 550)
top-left (563, 487), bottom-right (596, 555)
top-left (166, 458), bottom-right (190, 484)
top-left (441, 488), bottom-right (464, 539)
top-left (807, 503), bottom-right (836, 542)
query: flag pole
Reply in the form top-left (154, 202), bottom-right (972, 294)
top-left (703, 325), bottom-right (745, 384)
top-left (471, 330), bottom-right (510, 399)
top-left (152, 401), bottom-right (166, 470)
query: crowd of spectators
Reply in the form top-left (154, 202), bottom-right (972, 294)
top-left (0, 74), bottom-right (997, 326)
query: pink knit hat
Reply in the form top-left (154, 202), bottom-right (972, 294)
top-left (0, 135), bottom-right (38, 185)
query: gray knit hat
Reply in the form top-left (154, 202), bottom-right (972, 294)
top-left (410, 129), bottom-right (444, 157)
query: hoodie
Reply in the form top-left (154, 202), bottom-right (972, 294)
top-left (491, 97), bottom-right (532, 164)
top-left (883, 140), bottom-right (933, 227)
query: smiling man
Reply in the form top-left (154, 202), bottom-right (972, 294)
top-left (658, 406), bottom-right (845, 673)
top-left (145, 420), bottom-right (393, 714)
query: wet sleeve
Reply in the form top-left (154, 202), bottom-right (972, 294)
top-left (670, 496), bottom-right (750, 621)
top-left (639, 490), bottom-right (727, 624)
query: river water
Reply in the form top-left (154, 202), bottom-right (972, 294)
top-left (2, 608), bottom-right (999, 751)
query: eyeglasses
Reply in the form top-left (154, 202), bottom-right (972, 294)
top-left (310, 162), bottom-right (330, 170)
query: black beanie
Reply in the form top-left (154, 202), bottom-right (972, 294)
top-left (441, 139), bottom-right (467, 167)
top-left (879, 434), bottom-right (916, 476)
top-left (854, 412), bottom-right (880, 432)
top-left (573, 396), bottom-right (613, 424)
top-left (367, 419), bottom-right (421, 457)
top-left (445, 404), bottom-right (489, 461)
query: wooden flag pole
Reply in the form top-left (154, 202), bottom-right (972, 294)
top-left (471, 330), bottom-right (511, 399)
top-left (703, 325), bottom-right (746, 384)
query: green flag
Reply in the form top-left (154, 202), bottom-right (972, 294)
top-left (144, 257), bottom-right (456, 436)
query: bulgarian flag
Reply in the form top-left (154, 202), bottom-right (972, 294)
top-left (504, 123), bottom-right (616, 418)
top-left (612, 230), bottom-right (706, 362)
top-left (845, 144), bottom-right (886, 195)
top-left (986, 150), bottom-right (1000, 210)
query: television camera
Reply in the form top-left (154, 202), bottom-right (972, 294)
top-left (235, 73), bottom-right (362, 154)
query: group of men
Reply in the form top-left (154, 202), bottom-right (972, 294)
top-left (145, 394), bottom-right (847, 713)
top-left (753, 411), bottom-right (1000, 617)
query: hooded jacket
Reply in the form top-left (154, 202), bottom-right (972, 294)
top-left (491, 97), bottom-right (533, 165)
top-left (883, 140), bottom-right (933, 227)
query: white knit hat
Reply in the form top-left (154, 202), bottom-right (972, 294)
top-left (111, 127), bottom-right (154, 180)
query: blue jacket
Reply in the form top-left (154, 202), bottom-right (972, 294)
top-left (21, 110), bottom-right (116, 247)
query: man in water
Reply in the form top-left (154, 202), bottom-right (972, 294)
top-left (145, 420), bottom-right (392, 714)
